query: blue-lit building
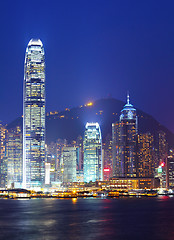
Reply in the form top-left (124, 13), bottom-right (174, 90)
top-left (23, 39), bottom-right (45, 188)
top-left (83, 123), bottom-right (103, 182)
top-left (112, 94), bottom-right (138, 177)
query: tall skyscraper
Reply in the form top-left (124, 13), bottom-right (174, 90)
top-left (83, 122), bottom-right (102, 182)
top-left (23, 39), bottom-right (45, 188)
top-left (137, 133), bottom-right (154, 177)
top-left (112, 94), bottom-right (138, 177)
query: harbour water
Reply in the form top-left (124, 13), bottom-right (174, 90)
top-left (0, 197), bottom-right (173, 240)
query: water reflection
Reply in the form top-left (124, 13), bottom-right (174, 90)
top-left (0, 198), bottom-right (173, 240)
top-left (72, 198), bottom-right (77, 204)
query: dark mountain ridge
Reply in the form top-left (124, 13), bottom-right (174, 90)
top-left (7, 98), bottom-right (174, 148)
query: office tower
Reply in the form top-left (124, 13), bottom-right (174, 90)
top-left (46, 139), bottom-right (67, 183)
top-left (45, 152), bottom-right (55, 184)
top-left (62, 146), bottom-right (77, 183)
top-left (71, 136), bottom-right (83, 172)
top-left (0, 123), bottom-right (6, 161)
top-left (103, 134), bottom-right (112, 180)
top-left (112, 121), bottom-right (121, 177)
top-left (23, 39), bottom-right (45, 188)
top-left (156, 162), bottom-right (167, 188)
top-left (73, 136), bottom-right (84, 171)
top-left (137, 133), bottom-right (154, 177)
top-left (112, 94), bottom-right (138, 177)
top-left (0, 123), bottom-right (7, 187)
top-left (6, 126), bottom-right (23, 188)
top-left (45, 163), bottom-right (51, 185)
top-left (158, 130), bottom-right (168, 164)
top-left (83, 122), bottom-right (102, 182)
top-left (70, 137), bottom-right (84, 182)
top-left (168, 151), bottom-right (174, 188)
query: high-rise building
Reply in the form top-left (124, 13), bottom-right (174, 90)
top-left (62, 146), bottom-right (77, 183)
top-left (167, 151), bottom-right (174, 188)
top-left (103, 134), bottom-right (112, 180)
top-left (71, 136), bottom-right (83, 171)
top-left (0, 123), bottom-right (6, 162)
top-left (112, 121), bottom-right (121, 177)
top-left (0, 123), bottom-right (7, 187)
top-left (158, 130), bottom-right (168, 164)
top-left (6, 126), bottom-right (23, 188)
top-left (46, 139), bottom-right (67, 183)
top-left (23, 39), bottom-right (46, 188)
top-left (155, 162), bottom-right (167, 188)
top-left (112, 94), bottom-right (138, 177)
top-left (83, 122), bottom-right (102, 182)
top-left (137, 133), bottom-right (154, 177)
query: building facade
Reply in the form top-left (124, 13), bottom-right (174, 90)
top-left (103, 134), bottom-right (112, 180)
top-left (167, 150), bottom-right (174, 188)
top-left (158, 130), bottom-right (168, 165)
top-left (137, 133), bottom-right (154, 177)
top-left (0, 123), bottom-right (7, 187)
top-left (62, 146), bottom-right (77, 183)
top-left (23, 39), bottom-right (46, 188)
top-left (46, 139), bottom-right (67, 183)
top-left (112, 94), bottom-right (138, 178)
top-left (112, 121), bottom-right (121, 177)
top-left (83, 122), bottom-right (102, 182)
top-left (6, 126), bottom-right (23, 188)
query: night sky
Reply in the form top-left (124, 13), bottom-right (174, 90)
top-left (1, 0), bottom-right (174, 132)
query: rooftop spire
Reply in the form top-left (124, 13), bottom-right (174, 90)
top-left (127, 91), bottom-right (130, 104)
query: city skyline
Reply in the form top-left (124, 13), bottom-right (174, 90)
top-left (1, 1), bottom-right (174, 134)
top-left (0, 2), bottom-right (174, 240)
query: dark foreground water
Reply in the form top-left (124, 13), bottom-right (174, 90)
top-left (0, 197), bottom-right (174, 240)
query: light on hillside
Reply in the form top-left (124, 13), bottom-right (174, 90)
top-left (86, 102), bottom-right (93, 106)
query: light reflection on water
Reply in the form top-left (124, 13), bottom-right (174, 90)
top-left (0, 197), bottom-right (173, 240)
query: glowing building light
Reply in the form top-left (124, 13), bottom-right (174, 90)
top-left (86, 102), bottom-right (93, 106)
top-left (104, 168), bottom-right (110, 172)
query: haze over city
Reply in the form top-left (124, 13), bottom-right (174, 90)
top-left (1, 0), bottom-right (174, 133)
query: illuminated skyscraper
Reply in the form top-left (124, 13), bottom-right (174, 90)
top-left (112, 94), bottom-right (138, 177)
top-left (23, 39), bottom-right (45, 188)
top-left (83, 122), bottom-right (102, 182)
top-left (137, 133), bottom-right (154, 177)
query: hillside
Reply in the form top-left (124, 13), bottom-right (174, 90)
top-left (7, 98), bottom-right (174, 147)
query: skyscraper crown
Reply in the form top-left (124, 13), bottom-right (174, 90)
top-left (120, 93), bottom-right (136, 120)
top-left (28, 39), bottom-right (43, 47)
